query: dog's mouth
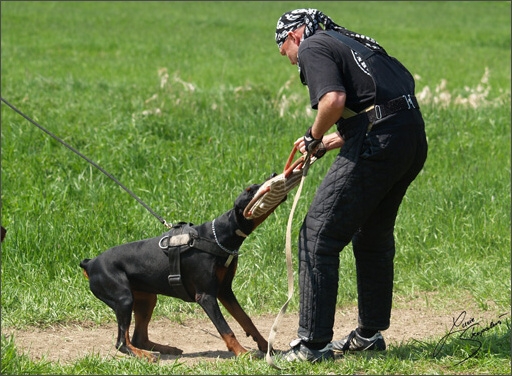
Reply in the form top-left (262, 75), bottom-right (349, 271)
top-left (234, 172), bottom-right (278, 214)
top-left (234, 175), bottom-right (283, 234)
top-left (234, 181), bottom-right (265, 210)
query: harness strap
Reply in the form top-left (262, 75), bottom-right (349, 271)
top-left (191, 235), bottom-right (239, 266)
top-left (325, 30), bottom-right (419, 132)
top-left (159, 233), bottom-right (193, 301)
top-left (160, 229), bottom-right (239, 260)
top-left (324, 30), bottom-right (376, 60)
top-left (159, 223), bottom-right (240, 301)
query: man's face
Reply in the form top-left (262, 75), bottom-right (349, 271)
top-left (279, 28), bottom-right (302, 65)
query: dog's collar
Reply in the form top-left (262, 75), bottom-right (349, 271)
top-left (212, 219), bottom-right (241, 268)
top-left (212, 219), bottom-right (239, 255)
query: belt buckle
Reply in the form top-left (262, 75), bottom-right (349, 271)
top-left (374, 105), bottom-right (382, 120)
top-left (403, 94), bottom-right (416, 109)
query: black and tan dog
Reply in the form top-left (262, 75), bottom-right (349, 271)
top-left (80, 182), bottom-right (282, 361)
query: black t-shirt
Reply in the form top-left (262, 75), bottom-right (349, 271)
top-left (298, 31), bottom-right (376, 113)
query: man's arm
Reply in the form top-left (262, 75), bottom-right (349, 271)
top-left (310, 90), bottom-right (346, 139)
top-left (295, 90), bottom-right (346, 153)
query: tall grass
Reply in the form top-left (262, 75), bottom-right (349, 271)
top-left (1, 1), bottom-right (510, 374)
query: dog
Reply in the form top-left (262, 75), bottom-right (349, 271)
top-left (80, 181), bottom-right (283, 361)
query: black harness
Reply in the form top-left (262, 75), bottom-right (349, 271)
top-left (158, 222), bottom-right (239, 301)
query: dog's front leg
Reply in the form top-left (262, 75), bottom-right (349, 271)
top-left (218, 286), bottom-right (268, 353)
top-left (196, 292), bottom-right (247, 356)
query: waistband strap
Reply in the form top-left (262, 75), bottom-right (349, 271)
top-left (366, 94), bottom-right (419, 123)
top-left (342, 94), bottom-right (419, 123)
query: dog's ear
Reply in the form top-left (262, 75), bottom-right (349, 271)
top-left (244, 183), bottom-right (262, 192)
top-left (237, 184), bottom-right (261, 209)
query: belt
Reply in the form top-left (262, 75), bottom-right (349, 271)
top-left (342, 94), bottom-right (419, 123)
top-left (366, 94), bottom-right (419, 123)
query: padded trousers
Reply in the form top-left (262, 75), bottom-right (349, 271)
top-left (297, 109), bottom-right (428, 344)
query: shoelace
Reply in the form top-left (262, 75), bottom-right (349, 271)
top-left (342, 330), bottom-right (357, 352)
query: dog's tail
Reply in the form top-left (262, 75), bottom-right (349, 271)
top-left (80, 259), bottom-right (91, 279)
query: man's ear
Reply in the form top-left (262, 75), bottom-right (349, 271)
top-left (289, 25), bottom-right (305, 45)
top-left (289, 30), bottom-right (300, 45)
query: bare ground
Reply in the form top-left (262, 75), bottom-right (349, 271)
top-left (4, 295), bottom-right (505, 366)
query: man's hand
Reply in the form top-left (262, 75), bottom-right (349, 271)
top-left (304, 126), bottom-right (323, 153)
top-left (303, 127), bottom-right (327, 158)
top-left (295, 131), bottom-right (344, 158)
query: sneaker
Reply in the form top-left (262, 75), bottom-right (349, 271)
top-left (331, 330), bottom-right (386, 353)
top-left (283, 338), bottom-right (334, 363)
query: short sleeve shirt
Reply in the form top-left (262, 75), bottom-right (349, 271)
top-left (298, 31), bottom-right (376, 113)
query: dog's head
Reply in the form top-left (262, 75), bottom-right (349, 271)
top-left (234, 183), bottom-right (261, 223)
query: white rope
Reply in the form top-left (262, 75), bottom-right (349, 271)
top-left (265, 173), bottom-right (307, 369)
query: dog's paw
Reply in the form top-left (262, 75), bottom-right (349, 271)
top-left (137, 341), bottom-right (183, 356)
top-left (158, 345), bottom-right (183, 356)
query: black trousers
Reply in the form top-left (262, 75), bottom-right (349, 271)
top-left (297, 109), bottom-right (428, 344)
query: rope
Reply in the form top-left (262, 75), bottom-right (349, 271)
top-left (1, 97), bottom-right (172, 229)
top-left (265, 153), bottom-right (311, 369)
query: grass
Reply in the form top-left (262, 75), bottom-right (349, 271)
top-left (2, 325), bottom-right (511, 375)
top-left (1, 1), bottom-right (511, 374)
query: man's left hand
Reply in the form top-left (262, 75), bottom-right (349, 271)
top-left (304, 126), bottom-right (323, 154)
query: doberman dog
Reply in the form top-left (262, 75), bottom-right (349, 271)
top-left (80, 182), bottom-right (282, 361)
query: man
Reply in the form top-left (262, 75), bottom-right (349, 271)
top-left (274, 9), bottom-right (428, 362)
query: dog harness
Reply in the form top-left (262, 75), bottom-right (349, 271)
top-left (158, 222), bottom-right (239, 301)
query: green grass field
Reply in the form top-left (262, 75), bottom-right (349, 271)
top-left (1, 1), bottom-right (510, 374)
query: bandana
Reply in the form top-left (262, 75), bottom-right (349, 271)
top-left (275, 8), bottom-right (385, 53)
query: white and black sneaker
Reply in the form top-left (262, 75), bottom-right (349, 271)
top-left (283, 339), bottom-right (334, 363)
top-left (331, 330), bottom-right (386, 353)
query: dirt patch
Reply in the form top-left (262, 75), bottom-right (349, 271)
top-left (4, 295), bottom-right (504, 366)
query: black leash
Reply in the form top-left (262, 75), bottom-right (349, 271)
top-left (1, 97), bottom-right (172, 229)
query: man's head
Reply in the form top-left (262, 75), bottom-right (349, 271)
top-left (275, 9), bottom-right (340, 65)
top-left (275, 9), bottom-right (338, 48)
top-left (278, 24), bottom-right (304, 65)
top-left (275, 8), bottom-right (384, 64)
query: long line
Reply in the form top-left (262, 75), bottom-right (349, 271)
top-left (1, 97), bottom-right (172, 228)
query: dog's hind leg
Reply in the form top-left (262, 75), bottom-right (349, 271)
top-left (87, 272), bottom-right (157, 362)
top-left (131, 291), bottom-right (183, 355)
top-left (113, 293), bottom-right (158, 362)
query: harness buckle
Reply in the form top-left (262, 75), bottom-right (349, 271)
top-left (403, 94), bottom-right (415, 109)
top-left (168, 274), bottom-right (182, 286)
top-left (158, 235), bottom-right (170, 249)
top-left (374, 105), bottom-right (383, 120)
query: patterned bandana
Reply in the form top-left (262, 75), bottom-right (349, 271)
top-left (275, 8), bottom-right (385, 53)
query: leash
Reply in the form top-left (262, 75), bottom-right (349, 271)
top-left (1, 97), bottom-right (173, 229)
top-left (265, 151), bottom-right (312, 369)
